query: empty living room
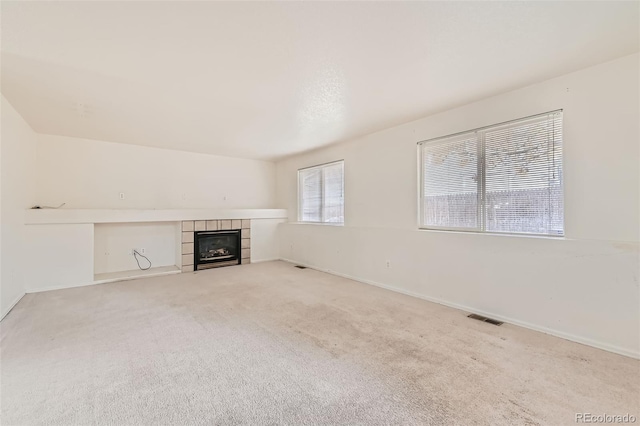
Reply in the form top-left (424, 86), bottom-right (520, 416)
top-left (1, 1), bottom-right (639, 425)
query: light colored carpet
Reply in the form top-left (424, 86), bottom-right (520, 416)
top-left (1, 261), bottom-right (638, 425)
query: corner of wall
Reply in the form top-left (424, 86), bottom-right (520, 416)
top-left (1, 94), bottom-right (38, 319)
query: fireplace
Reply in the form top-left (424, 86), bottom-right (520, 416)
top-left (194, 229), bottom-right (241, 270)
top-left (181, 219), bottom-right (251, 272)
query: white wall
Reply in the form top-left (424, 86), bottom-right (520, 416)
top-left (251, 218), bottom-right (287, 263)
top-left (276, 54), bottom-right (640, 358)
top-left (36, 134), bottom-right (277, 210)
top-left (0, 95), bottom-right (37, 319)
top-left (28, 135), bottom-right (280, 288)
top-left (24, 224), bottom-right (94, 292)
top-left (94, 222), bottom-right (178, 274)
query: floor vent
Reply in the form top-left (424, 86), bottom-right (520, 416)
top-left (294, 265), bottom-right (307, 269)
top-left (468, 313), bottom-right (503, 326)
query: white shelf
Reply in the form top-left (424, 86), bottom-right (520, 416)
top-left (93, 265), bottom-right (181, 284)
top-left (25, 208), bottom-right (288, 225)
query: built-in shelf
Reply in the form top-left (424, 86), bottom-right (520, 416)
top-left (23, 210), bottom-right (284, 293)
top-left (93, 265), bottom-right (181, 284)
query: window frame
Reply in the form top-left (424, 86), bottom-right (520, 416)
top-left (297, 160), bottom-right (345, 225)
top-left (418, 110), bottom-right (564, 237)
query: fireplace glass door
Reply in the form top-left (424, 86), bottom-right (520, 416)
top-left (194, 230), bottom-right (241, 269)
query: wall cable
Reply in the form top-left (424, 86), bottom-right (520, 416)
top-left (133, 250), bottom-right (152, 271)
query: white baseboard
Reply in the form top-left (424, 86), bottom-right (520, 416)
top-left (250, 257), bottom-right (280, 264)
top-left (27, 280), bottom-right (100, 293)
top-left (27, 259), bottom-right (277, 293)
top-left (0, 292), bottom-right (26, 321)
top-left (28, 266), bottom-right (182, 293)
top-left (280, 258), bottom-right (640, 359)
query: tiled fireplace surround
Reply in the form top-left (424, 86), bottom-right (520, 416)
top-left (181, 219), bottom-right (251, 272)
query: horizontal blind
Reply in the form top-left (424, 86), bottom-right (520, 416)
top-left (419, 110), bottom-right (563, 236)
top-left (298, 160), bottom-right (344, 223)
top-left (322, 161), bottom-right (344, 223)
top-left (299, 167), bottom-right (322, 222)
top-left (422, 133), bottom-right (479, 230)
top-left (484, 111), bottom-right (563, 235)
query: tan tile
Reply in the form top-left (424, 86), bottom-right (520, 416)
top-left (241, 248), bottom-right (251, 259)
top-left (232, 219), bottom-right (242, 230)
top-left (182, 221), bottom-right (194, 232)
top-left (241, 228), bottom-right (250, 239)
top-left (182, 243), bottom-right (194, 255)
top-left (181, 264), bottom-right (194, 273)
top-left (241, 219), bottom-right (251, 229)
top-left (241, 239), bottom-right (251, 249)
top-left (241, 258), bottom-right (251, 265)
top-left (194, 220), bottom-right (206, 231)
top-left (182, 254), bottom-right (194, 266)
top-left (206, 220), bottom-right (218, 231)
top-left (182, 232), bottom-right (194, 243)
top-left (220, 220), bottom-right (232, 230)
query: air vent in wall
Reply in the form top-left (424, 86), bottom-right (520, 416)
top-left (468, 313), bottom-right (503, 326)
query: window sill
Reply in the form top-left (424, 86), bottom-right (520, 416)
top-left (418, 227), bottom-right (567, 240)
top-left (289, 221), bottom-right (344, 226)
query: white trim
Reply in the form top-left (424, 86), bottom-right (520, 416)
top-left (279, 258), bottom-right (640, 360)
top-left (94, 266), bottom-right (181, 284)
top-left (26, 280), bottom-right (113, 293)
top-left (25, 208), bottom-right (288, 225)
top-left (416, 109), bottom-right (563, 146)
top-left (27, 267), bottom-right (181, 293)
top-left (297, 159), bottom-right (345, 172)
top-left (250, 257), bottom-right (281, 264)
top-left (26, 260), bottom-right (274, 293)
top-left (287, 222), bottom-right (344, 226)
top-left (0, 292), bottom-right (26, 321)
top-left (418, 227), bottom-right (565, 239)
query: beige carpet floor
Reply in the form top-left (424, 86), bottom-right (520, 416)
top-left (1, 261), bottom-right (638, 425)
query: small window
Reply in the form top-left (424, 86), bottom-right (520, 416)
top-left (298, 160), bottom-right (344, 224)
top-left (419, 111), bottom-right (563, 236)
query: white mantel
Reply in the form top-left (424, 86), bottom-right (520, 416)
top-left (25, 208), bottom-right (288, 225)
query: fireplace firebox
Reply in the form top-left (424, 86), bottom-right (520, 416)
top-left (194, 230), bottom-right (241, 270)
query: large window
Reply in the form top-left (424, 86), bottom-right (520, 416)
top-left (298, 160), bottom-right (344, 223)
top-left (419, 111), bottom-right (563, 236)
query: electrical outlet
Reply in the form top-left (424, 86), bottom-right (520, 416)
top-left (119, 192), bottom-right (125, 200)
top-left (386, 260), bottom-right (391, 268)
top-left (140, 248), bottom-right (146, 254)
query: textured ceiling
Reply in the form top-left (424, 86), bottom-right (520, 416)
top-left (1, 1), bottom-right (638, 160)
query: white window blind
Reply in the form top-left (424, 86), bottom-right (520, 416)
top-left (420, 111), bottom-right (563, 236)
top-left (422, 133), bottom-right (479, 230)
top-left (298, 160), bottom-right (344, 223)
